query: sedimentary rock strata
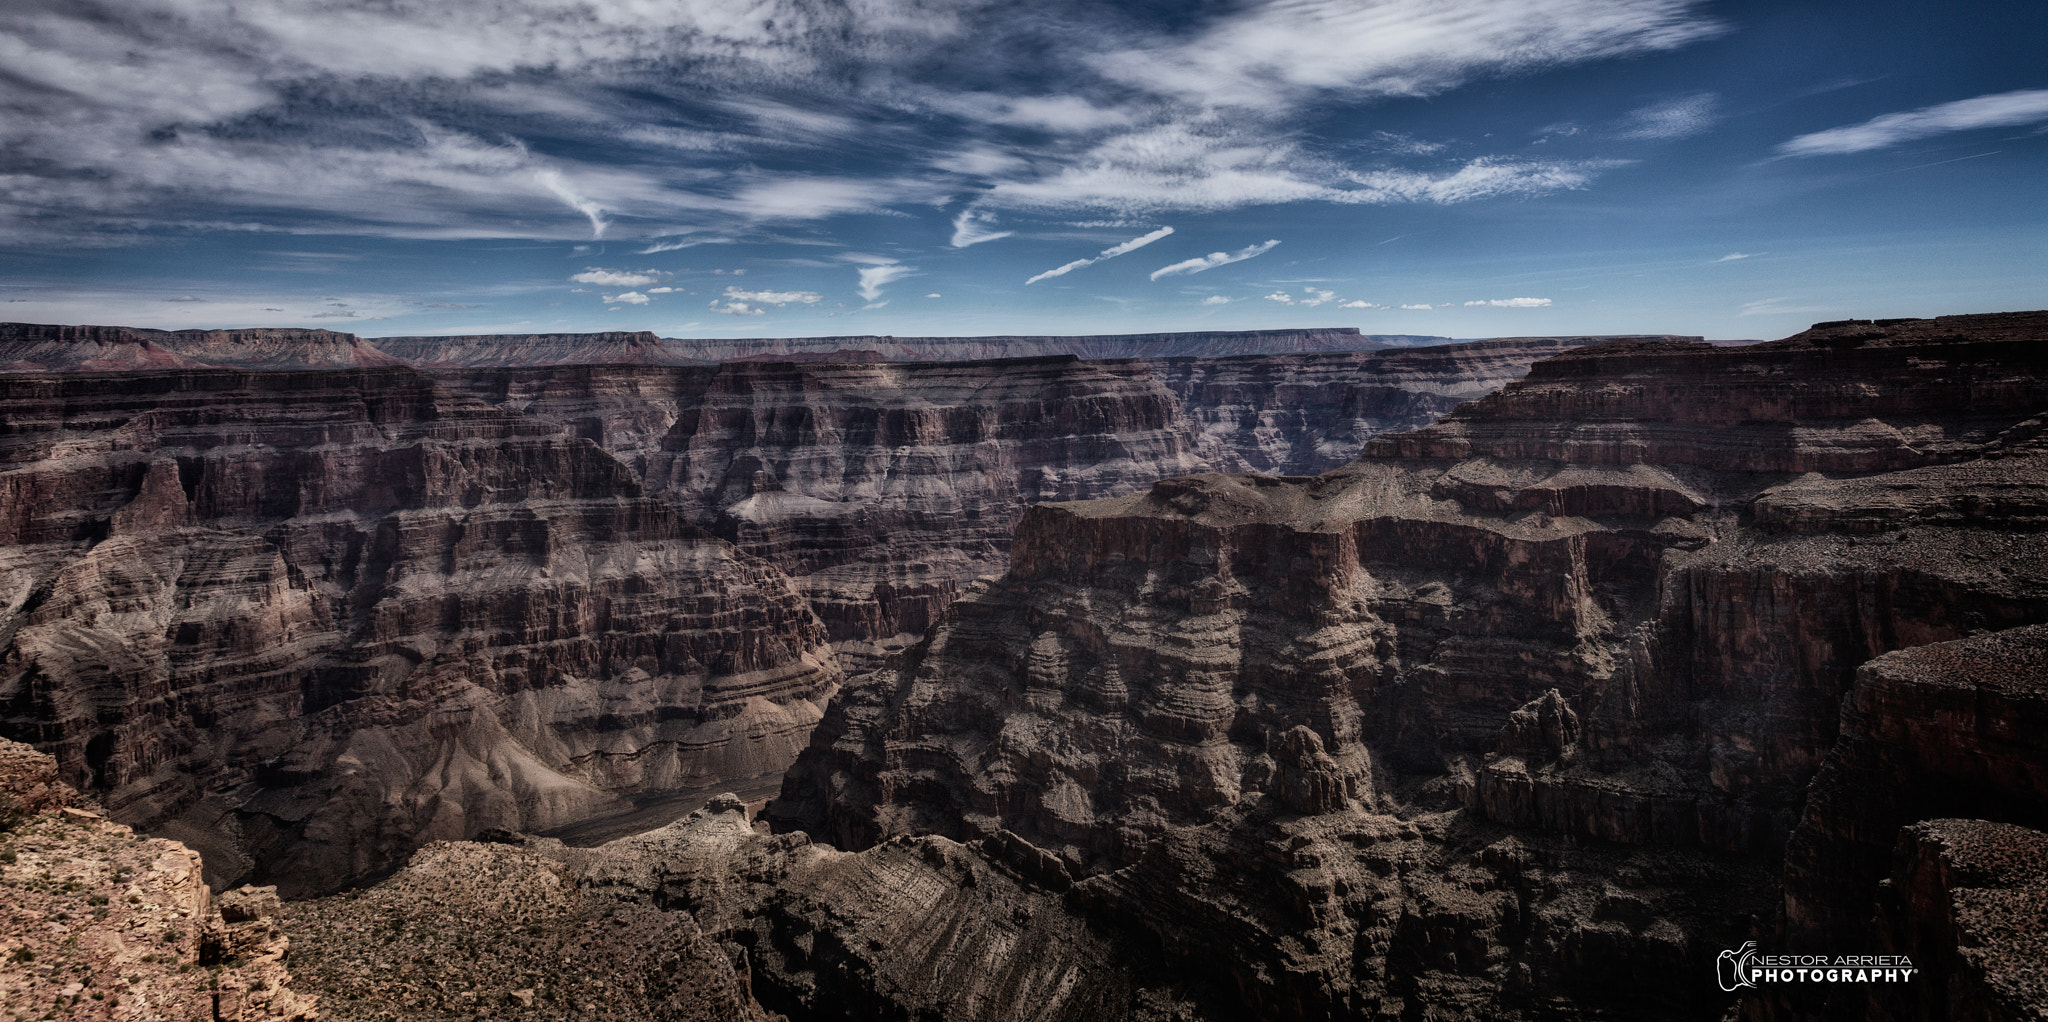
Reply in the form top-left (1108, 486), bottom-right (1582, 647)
top-left (1142, 335), bottom-right (1681, 475)
top-left (780, 312), bottom-right (2048, 1018)
top-left (0, 368), bottom-right (839, 894)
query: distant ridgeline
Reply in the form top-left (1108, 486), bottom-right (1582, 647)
top-left (0, 322), bottom-right (1724, 368)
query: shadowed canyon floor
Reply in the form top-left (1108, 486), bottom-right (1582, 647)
top-left (2, 314), bottom-right (2046, 1021)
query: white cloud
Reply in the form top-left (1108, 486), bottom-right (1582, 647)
top-left (1615, 93), bottom-right (1719, 140)
top-left (1465, 297), bottom-right (1553, 308)
top-left (1264, 292), bottom-right (1295, 304)
top-left (708, 299), bottom-right (766, 316)
top-left (0, 0), bottom-right (1719, 245)
top-left (1090, 0), bottom-right (1721, 112)
top-left (1715, 252), bottom-right (1753, 262)
top-left (603, 291), bottom-right (651, 305)
top-left (535, 169), bottom-right (609, 239)
top-left (1779, 89), bottom-right (2048, 156)
top-left (1201, 295), bottom-right (1230, 305)
top-left (648, 286), bottom-right (679, 293)
top-left (855, 263), bottom-right (914, 301)
top-left (1300, 287), bottom-right (1336, 307)
top-left (1026, 225), bottom-right (1175, 284)
top-left (1151, 240), bottom-right (1281, 280)
top-left (722, 286), bottom-right (822, 305)
top-left (1401, 303), bottom-right (1433, 310)
top-left (950, 209), bottom-right (1014, 248)
top-left (572, 268), bottom-right (667, 287)
top-left (1338, 300), bottom-right (1380, 308)
top-left (924, 293), bottom-right (942, 298)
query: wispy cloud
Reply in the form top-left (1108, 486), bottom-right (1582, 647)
top-left (1778, 89), bottom-right (2048, 156)
top-left (536, 170), bottom-right (610, 239)
top-left (950, 209), bottom-right (1014, 248)
top-left (604, 291), bottom-right (651, 305)
top-left (1739, 296), bottom-right (1832, 316)
top-left (1615, 93), bottom-right (1719, 140)
top-left (1715, 252), bottom-right (1754, 262)
top-left (1150, 239), bottom-right (1280, 281)
top-left (1402, 303), bottom-right (1433, 310)
top-left (1027, 225), bottom-right (1174, 284)
top-left (1201, 295), bottom-right (1230, 305)
top-left (1465, 297), bottom-right (1553, 307)
top-left (853, 262), bottom-right (914, 301)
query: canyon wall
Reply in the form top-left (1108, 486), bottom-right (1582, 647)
top-left (0, 366), bottom-right (839, 895)
top-left (778, 312), bottom-right (2048, 1018)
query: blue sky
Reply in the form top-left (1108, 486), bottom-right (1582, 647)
top-left (0, 0), bottom-right (2041, 343)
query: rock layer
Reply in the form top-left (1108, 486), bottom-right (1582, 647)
top-left (0, 367), bottom-right (839, 894)
top-left (780, 312), bottom-right (2048, 1018)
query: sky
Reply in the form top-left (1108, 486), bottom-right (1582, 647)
top-left (0, 0), bottom-right (2042, 344)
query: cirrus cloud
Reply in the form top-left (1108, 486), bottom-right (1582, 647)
top-left (1150, 239), bottom-right (1280, 280)
top-left (1778, 89), bottom-right (2048, 156)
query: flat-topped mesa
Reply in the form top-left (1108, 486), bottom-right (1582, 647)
top-left (1369, 312), bottom-right (2048, 472)
top-left (371, 331), bottom-right (707, 367)
top-left (0, 321), bottom-right (403, 371)
top-left (668, 327), bottom-right (1395, 362)
top-left (0, 365), bottom-right (839, 894)
top-left (778, 312), bottom-right (2048, 1016)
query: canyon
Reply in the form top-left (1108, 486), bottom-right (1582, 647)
top-left (0, 324), bottom-right (1615, 897)
top-left (1, 312), bottom-right (2044, 1021)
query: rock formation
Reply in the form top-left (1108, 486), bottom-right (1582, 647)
top-left (1141, 336), bottom-right (1646, 474)
top-left (431, 342), bottom-right (1613, 674)
top-left (0, 367), bottom-right (839, 894)
top-left (779, 312), bottom-right (2048, 1018)
top-left (0, 737), bottom-right (317, 1020)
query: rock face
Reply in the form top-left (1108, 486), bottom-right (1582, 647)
top-left (1141, 336), bottom-right (1641, 474)
top-left (780, 312), bottom-right (2048, 1017)
top-left (0, 367), bottom-right (839, 894)
top-left (0, 738), bottom-right (318, 1021)
top-left (432, 343), bottom-right (1607, 673)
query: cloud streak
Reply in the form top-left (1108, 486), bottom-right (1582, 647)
top-left (1778, 89), bottom-right (2048, 156)
top-left (1027, 226), bottom-right (1175, 284)
top-left (1150, 239), bottom-right (1280, 280)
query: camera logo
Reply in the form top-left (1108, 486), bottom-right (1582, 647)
top-left (1717, 941), bottom-right (1760, 992)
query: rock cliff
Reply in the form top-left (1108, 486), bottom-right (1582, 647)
top-left (432, 342), bottom-right (1608, 673)
top-left (0, 367), bottom-right (839, 894)
top-left (779, 311), bottom-right (2048, 1018)
top-left (1141, 336), bottom-right (1654, 474)
top-left (0, 738), bottom-right (318, 1020)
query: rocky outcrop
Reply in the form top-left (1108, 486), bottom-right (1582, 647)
top-left (779, 311), bottom-right (2048, 1018)
top-left (1781, 625), bottom-right (2048, 982)
top-left (0, 367), bottom-right (839, 894)
top-left (281, 839), bottom-right (781, 1021)
top-left (0, 738), bottom-right (317, 1021)
top-left (1855, 819), bottom-right (2048, 1022)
